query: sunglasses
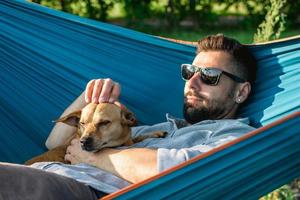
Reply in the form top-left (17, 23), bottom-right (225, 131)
top-left (181, 64), bottom-right (245, 86)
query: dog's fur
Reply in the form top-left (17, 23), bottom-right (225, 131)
top-left (25, 103), bottom-right (166, 165)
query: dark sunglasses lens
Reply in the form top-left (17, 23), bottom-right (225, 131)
top-left (200, 68), bottom-right (221, 85)
top-left (181, 65), bottom-right (222, 86)
top-left (181, 65), bottom-right (195, 80)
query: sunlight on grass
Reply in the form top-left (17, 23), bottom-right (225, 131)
top-left (153, 28), bottom-right (256, 44)
top-left (129, 26), bottom-right (298, 44)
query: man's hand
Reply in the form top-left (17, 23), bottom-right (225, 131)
top-left (65, 138), bottom-right (159, 183)
top-left (85, 79), bottom-right (121, 104)
top-left (65, 139), bottom-right (92, 164)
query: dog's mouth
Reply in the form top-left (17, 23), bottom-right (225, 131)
top-left (81, 142), bottom-right (108, 152)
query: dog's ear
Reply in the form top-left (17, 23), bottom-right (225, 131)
top-left (121, 108), bottom-right (137, 127)
top-left (54, 110), bottom-right (82, 127)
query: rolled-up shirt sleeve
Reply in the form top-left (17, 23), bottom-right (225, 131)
top-left (157, 134), bottom-right (242, 172)
top-left (157, 145), bottom-right (214, 172)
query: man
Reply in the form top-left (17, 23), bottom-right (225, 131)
top-left (0, 34), bottom-right (257, 199)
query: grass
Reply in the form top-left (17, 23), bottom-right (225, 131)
top-left (123, 25), bottom-right (299, 44)
top-left (145, 27), bottom-right (257, 44)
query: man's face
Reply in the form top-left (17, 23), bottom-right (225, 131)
top-left (183, 51), bottom-right (239, 124)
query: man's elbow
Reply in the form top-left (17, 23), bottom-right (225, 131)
top-left (45, 138), bottom-right (55, 150)
top-left (131, 165), bottom-right (159, 184)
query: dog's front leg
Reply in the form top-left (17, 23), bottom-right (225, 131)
top-left (132, 131), bottom-right (167, 143)
top-left (25, 145), bottom-right (69, 165)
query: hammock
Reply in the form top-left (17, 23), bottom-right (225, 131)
top-left (0, 0), bottom-right (299, 199)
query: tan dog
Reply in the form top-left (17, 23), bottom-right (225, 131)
top-left (25, 103), bottom-right (166, 165)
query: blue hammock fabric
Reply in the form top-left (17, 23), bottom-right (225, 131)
top-left (0, 0), bottom-right (300, 198)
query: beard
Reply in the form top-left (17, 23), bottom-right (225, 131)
top-left (183, 91), bottom-right (233, 124)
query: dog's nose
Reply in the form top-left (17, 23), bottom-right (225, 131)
top-left (80, 137), bottom-right (93, 150)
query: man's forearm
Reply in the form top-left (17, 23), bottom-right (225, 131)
top-left (46, 92), bottom-right (86, 149)
top-left (87, 148), bottom-right (158, 183)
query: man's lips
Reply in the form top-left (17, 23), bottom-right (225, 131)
top-left (185, 95), bottom-right (204, 105)
top-left (186, 95), bottom-right (202, 101)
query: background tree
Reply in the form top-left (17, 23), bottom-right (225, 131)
top-left (254, 0), bottom-right (287, 42)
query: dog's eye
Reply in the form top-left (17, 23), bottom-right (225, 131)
top-left (98, 120), bottom-right (111, 126)
top-left (79, 122), bottom-right (85, 126)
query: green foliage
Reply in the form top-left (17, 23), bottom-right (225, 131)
top-left (164, 0), bottom-right (217, 28)
top-left (260, 179), bottom-right (300, 200)
top-left (285, 0), bottom-right (300, 28)
top-left (29, 0), bottom-right (115, 21)
top-left (28, 0), bottom-right (300, 31)
top-left (253, 0), bottom-right (287, 43)
top-left (261, 186), bottom-right (293, 200)
top-left (97, 0), bottom-right (115, 21)
top-left (123, 0), bottom-right (151, 20)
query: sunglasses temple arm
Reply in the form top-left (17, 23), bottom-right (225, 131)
top-left (223, 71), bottom-right (245, 83)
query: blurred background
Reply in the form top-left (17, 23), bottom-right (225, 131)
top-left (27, 0), bottom-right (300, 199)
top-left (28, 0), bottom-right (299, 43)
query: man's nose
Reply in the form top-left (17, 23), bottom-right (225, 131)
top-left (187, 72), bottom-right (202, 88)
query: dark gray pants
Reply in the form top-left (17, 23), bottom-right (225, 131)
top-left (0, 162), bottom-right (100, 200)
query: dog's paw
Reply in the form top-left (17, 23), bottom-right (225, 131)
top-left (132, 131), bottom-right (168, 143)
top-left (153, 131), bottom-right (168, 138)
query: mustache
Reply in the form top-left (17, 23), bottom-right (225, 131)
top-left (184, 91), bottom-right (206, 100)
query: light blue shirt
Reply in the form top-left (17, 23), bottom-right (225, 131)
top-left (31, 114), bottom-right (255, 194)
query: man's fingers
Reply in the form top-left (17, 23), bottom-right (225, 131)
top-left (64, 154), bottom-right (77, 164)
top-left (99, 78), bottom-right (114, 103)
top-left (109, 82), bottom-right (121, 103)
top-left (114, 101), bottom-right (125, 110)
top-left (70, 138), bottom-right (79, 145)
top-left (85, 79), bottom-right (95, 103)
top-left (85, 78), bottom-right (121, 104)
top-left (92, 79), bottom-right (103, 103)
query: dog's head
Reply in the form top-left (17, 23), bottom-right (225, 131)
top-left (56, 103), bottom-right (136, 152)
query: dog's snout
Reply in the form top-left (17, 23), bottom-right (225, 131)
top-left (80, 137), bottom-right (94, 150)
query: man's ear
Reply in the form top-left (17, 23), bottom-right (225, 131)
top-left (235, 82), bottom-right (251, 104)
top-left (54, 110), bottom-right (82, 127)
top-left (121, 108), bottom-right (137, 127)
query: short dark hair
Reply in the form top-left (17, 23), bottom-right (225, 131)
top-left (196, 34), bottom-right (257, 85)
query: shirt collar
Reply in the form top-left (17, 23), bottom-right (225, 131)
top-left (166, 113), bottom-right (188, 129)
